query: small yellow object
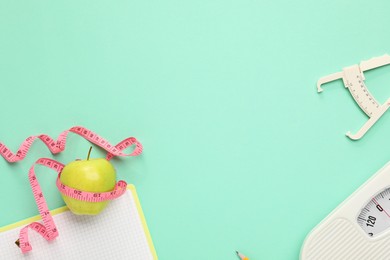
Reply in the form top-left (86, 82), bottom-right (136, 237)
top-left (236, 251), bottom-right (249, 260)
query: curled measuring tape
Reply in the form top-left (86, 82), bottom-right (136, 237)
top-left (0, 126), bottom-right (143, 253)
top-left (0, 126), bottom-right (142, 162)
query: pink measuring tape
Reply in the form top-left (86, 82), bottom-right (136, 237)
top-left (0, 126), bottom-right (143, 253)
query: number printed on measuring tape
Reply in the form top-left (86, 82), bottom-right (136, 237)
top-left (0, 126), bottom-right (143, 253)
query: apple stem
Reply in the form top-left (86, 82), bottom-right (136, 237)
top-left (87, 146), bottom-right (92, 160)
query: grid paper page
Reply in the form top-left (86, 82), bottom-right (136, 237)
top-left (0, 188), bottom-right (155, 260)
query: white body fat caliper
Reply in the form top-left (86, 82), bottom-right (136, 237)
top-left (301, 55), bottom-right (390, 259)
top-left (317, 54), bottom-right (390, 140)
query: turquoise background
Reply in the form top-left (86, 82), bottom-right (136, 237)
top-left (1, 1), bottom-right (390, 259)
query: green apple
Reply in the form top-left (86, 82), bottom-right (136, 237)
top-left (60, 147), bottom-right (116, 215)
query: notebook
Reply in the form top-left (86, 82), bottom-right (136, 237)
top-left (0, 185), bottom-right (158, 259)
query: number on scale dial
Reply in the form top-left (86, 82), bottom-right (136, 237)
top-left (358, 187), bottom-right (390, 237)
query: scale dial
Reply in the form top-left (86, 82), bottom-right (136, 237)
top-left (357, 187), bottom-right (390, 237)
